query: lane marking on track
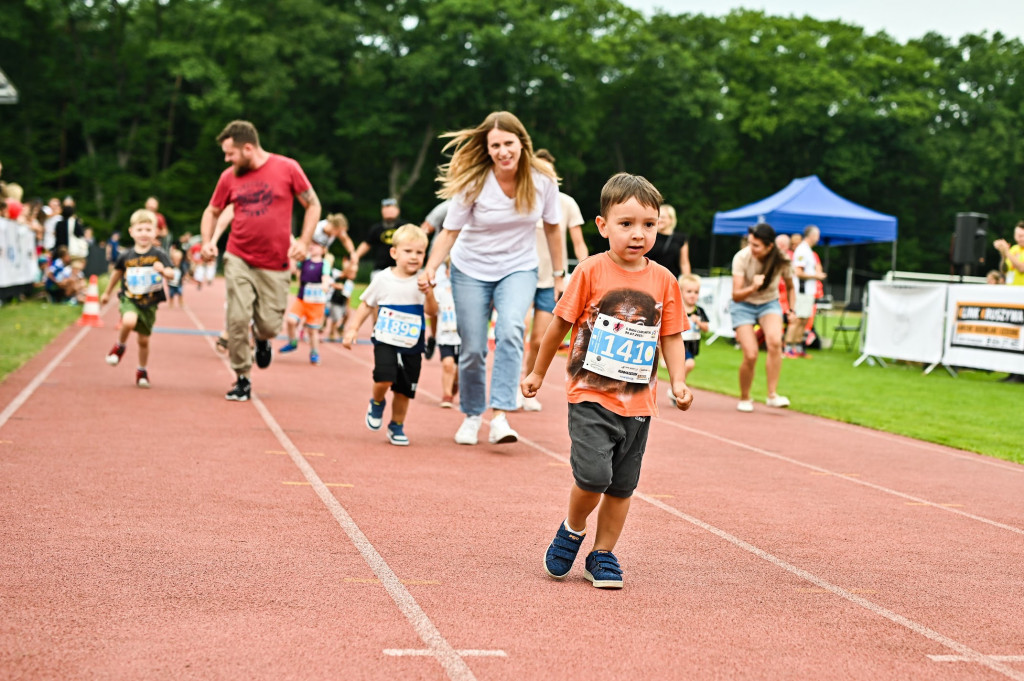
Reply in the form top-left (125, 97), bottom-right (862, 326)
top-left (930, 655), bottom-right (1024, 663)
top-left (797, 587), bottom-right (877, 594)
top-left (816, 418), bottom-right (1024, 474)
top-left (512, 431), bottom-right (1024, 681)
top-left (0, 315), bottom-right (105, 431)
top-left (345, 578), bottom-right (441, 586)
top-left (647, 494), bottom-right (674, 499)
top-left (384, 650), bottom-right (507, 658)
top-left (658, 418), bottom-right (1024, 537)
top-left (187, 308), bottom-right (480, 681)
top-left (811, 472), bottom-right (860, 477)
top-left (905, 502), bottom-right (964, 508)
top-left (267, 449), bottom-right (324, 456)
top-left (282, 481), bottom-right (352, 488)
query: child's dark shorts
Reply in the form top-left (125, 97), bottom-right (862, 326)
top-left (373, 343), bottom-right (422, 398)
top-left (168, 284), bottom-right (182, 299)
top-left (439, 344), bottom-right (460, 361)
top-left (567, 401), bottom-right (651, 498)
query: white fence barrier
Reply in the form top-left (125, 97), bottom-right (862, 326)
top-left (0, 218), bottom-right (40, 289)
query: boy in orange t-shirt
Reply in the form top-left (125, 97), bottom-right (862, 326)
top-left (522, 173), bottom-right (694, 589)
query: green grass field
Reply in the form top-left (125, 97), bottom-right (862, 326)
top-left (665, 311), bottom-right (1019, 464)
top-left (1, 293), bottom-right (1017, 464)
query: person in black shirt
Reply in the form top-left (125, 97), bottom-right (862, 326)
top-left (649, 203), bottom-right (690, 278)
top-left (354, 197), bottom-right (405, 277)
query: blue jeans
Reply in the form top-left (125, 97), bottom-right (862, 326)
top-left (450, 263), bottom-right (538, 415)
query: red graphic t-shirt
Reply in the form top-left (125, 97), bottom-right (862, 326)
top-left (554, 253), bottom-right (686, 417)
top-left (209, 154), bottom-right (312, 271)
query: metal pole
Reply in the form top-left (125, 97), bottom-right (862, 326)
top-left (845, 246), bottom-right (855, 305)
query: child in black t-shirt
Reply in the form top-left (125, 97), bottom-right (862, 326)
top-left (100, 209), bottom-right (171, 388)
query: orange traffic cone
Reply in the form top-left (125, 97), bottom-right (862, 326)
top-left (77, 275), bottom-right (104, 327)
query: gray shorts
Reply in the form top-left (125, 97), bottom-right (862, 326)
top-left (567, 401), bottom-right (651, 498)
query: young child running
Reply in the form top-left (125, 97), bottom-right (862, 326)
top-left (280, 239), bottom-right (332, 365)
top-left (100, 209), bottom-right (172, 388)
top-left (166, 244), bottom-right (186, 308)
top-left (668, 273), bottom-right (710, 401)
top-left (433, 258), bottom-right (461, 407)
top-left (342, 224), bottom-right (437, 446)
top-left (522, 173), bottom-right (694, 589)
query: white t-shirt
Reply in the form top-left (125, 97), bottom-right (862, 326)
top-left (792, 241), bottom-right (818, 295)
top-left (444, 169), bottom-right (560, 282)
top-left (313, 220), bottom-right (335, 249)
top-left (43, 215), bottom-right (60, 250)
top-left (360, 267), bottom-right (424, 309)
top-left (536, 192), bottom-right (585, 288)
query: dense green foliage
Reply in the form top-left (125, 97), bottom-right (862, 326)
top-left (3, 1), bottom-right (1023, 278)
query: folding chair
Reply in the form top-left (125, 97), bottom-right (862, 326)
top-left (830, 299), bottom-right (863, 352)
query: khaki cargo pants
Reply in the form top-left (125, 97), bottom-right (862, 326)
top-left (223, 252), bottom-right (290, 376)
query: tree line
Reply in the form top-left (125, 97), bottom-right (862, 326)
top-left (3, 0), bottom-right (1022, 279)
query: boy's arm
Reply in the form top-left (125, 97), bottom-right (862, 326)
top-left (423, 286), bottom-right (438, 317)
top-left (341, 302), bottom-right (374, 348)
top-left (521, 316), bottom-right (573, 397)
top-left (661, 334), bottom-right (693, 411)
top-left (100, 270), bottom-right (122, 304)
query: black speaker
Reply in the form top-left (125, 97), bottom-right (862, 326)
top-left (952, 212), bottom-right (988, 266)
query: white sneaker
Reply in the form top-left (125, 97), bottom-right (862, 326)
top-left (766, 394), bottom-right (790, 408)
top-left (488, 414), bottom-right (519, 444)
top-left (522, 396), bottom-right (542, 412)
top-left (454, 415), bottom-right (482, 445)
top-left (515, 390), bottom-right (524, 411)
top-left (737, 400), bottom-right (754, 413)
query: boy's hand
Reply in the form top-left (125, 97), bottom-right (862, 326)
top-left (671, 382), bottom-right (693, 411)
top-left (417, 267), bottom-right (436, 293)
top-left (153, 262), bottom-right (166, 275)
top-left (521, 372), bottom-right (544, 398)
top-left (100, 292), bottom-right (110, 305)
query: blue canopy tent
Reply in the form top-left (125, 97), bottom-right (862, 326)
top-left (711, 175), bottom-right (898, 302)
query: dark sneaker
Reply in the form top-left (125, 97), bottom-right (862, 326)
top-left (424, 336), bottom-right (437, 360)
top-left (105, 343), bottom-right (126, 366)
top-left (254, 339), bottom-right (272, 369)
top-left (366, 398), bottom-right (386, 431)
top-left (544, 521), bottom-right (586, 580)
top-left (309, 351), bottom-right (320, 365)
top-left (279, 341), bottom-right (298, 354)
top-left (226, 376), bottom-right (251, 402)
top-left (135, 368), bottom-right (150, 388)
top-left (584, 550), bottom-right (624, 589)
top-left (386, 421), bottom-right (409, 446)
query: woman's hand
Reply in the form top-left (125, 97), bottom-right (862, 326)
top-left (418, 266), bottom-right (436, 293)
top-left (751, 274), bottom-right (765, 289)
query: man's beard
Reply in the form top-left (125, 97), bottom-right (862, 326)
top-left (232, 159), bottom-right (254, 177)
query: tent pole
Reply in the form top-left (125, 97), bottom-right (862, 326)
top-left (708, 234), bottom-right (716, 275)
top-left (845, 246), bottom-right (855, 305)
top-left (891, 240), bottom-right (897, 275)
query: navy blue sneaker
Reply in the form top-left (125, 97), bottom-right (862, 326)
top-left (584, 550), bottom-right (624, 589)
top-left (365, 398), bottom-right (386, 431)
top-left (544, 521), bottom-right (586, 580)
top-left (386, 421), bottom-right (409, 446)
top-left (279, 341), bottom-right (298, 353)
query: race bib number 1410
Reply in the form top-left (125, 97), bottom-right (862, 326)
top-left (583, 313), bottom-right (659, 384)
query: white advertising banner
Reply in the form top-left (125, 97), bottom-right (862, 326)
top-left (942, 284), bottom-right (1024, 374)
top-left (0, 218), bottom-right (40, 288)
top-left (862, 281), bottom-right (946, 364)
top-left (701, 276), bottom-right (736, 341)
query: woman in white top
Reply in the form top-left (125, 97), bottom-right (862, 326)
top-left (730, 223), bottom-right (796, 413)
top-left (420, 111), bottom-right (564, 446)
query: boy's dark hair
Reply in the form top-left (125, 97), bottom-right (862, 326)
top-left (748, 222), bottom-right (788, 291)
top-left (53, 245), bottom-right (68, 260)
top-left (600, 173), bottom-right (662, 217)
top-left (216, 120), bottom-right (260, 147)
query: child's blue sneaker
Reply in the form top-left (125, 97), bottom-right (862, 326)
top-left (386, 422), bottom-right (409, 446)
top-left (279, 341), bottom-right (298, 354)
top-left (544, 521), bottom-right (586, 580)
top-left (309, 351), bottom-right (320, 365)
top-left (584, 550), bottom-right (624, 589)
top-left (365, 398), bottom-right (386, 431)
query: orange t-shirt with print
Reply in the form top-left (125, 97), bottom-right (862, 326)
top-left (554, 253), bottom-right (686, 418)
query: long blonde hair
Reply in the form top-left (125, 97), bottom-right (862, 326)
top-left (437, 111), bottom-right (557, 215)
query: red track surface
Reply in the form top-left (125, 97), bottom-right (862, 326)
top-left (2, 280), bottom-right (1023, 681)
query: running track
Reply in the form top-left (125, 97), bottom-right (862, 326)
top-left (2, 280), bottom-right (1022, 681)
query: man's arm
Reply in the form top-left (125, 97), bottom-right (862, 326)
top-left (568, 224), bottom-right (589, 261)
top-left (289, 188), bottom-right (322, 260)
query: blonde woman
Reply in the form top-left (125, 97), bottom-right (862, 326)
top-left (649, 203), bottom-right (690, 278)
top-left (419, 111), bottom-right (564, 446)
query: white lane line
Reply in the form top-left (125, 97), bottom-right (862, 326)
top-left (0, 324), bottom-right (94, 431)
top-left (930, 655), bottom-right (1024, 663)
top-left (658, 418), bottom-right (1024, 537)
top-left (384, 650), bottom-right (507, 658)
top-left (185, 308), bottom-right (478, 681)
top-left (815, 417), bottom-right (1024, 474)
top-left (513, 431), bottom-right (1024, 681)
